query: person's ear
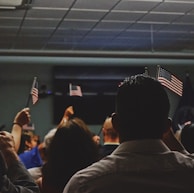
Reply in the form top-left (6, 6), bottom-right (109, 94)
top-left (111, 113), bottom-right (120, 132)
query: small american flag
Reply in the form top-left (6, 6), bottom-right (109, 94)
top-left (69, 83), bottom-right (82, 97)
top-left (157, 66), bottom-right (183, 96)
top-left (31, 77), bottom-right (39, 104)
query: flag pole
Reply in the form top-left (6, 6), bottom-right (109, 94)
top-left (69, 83), bottom-right (72, 96)
top-left (25, 77), bottom-right (37, 107)
top-left (156, 65), bottom-right (160, 79)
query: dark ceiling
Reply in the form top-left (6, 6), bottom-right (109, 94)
top-left (0, 0), bottom-right (194, 57)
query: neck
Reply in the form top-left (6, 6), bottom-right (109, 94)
top-left (104, 137), bottom-right (119, 143)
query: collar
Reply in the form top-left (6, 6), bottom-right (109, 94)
top-left (104, 142), bottom-right (120, 145)
top-left (113, 139), bottom-right (170, 155)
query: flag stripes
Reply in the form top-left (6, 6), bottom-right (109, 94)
top-left (69, 83), bottom-right (82, 97)
top-left (157, 66), bottom-right (183, 96)
top-left (31, 77), bottom-right (39, 105)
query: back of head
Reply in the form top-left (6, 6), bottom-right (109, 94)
top-left (115, 74), bottom-right (170, 141)
top-left (48, 117), bottom-right (98, 166)
top-left (103, 117), bottom-right (119, 140)
top-left (181, 123), bottom-right (194, 153)
top-left (43, 117), bottom-right (99, 189)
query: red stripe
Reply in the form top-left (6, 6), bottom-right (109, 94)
top-left (31, 88), bottom-right (38, 104)
top-left (158, 77), bottom-right (182, 96)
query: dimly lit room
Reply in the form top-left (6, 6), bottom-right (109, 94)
top-left (0, 1), bottom-right (194, 192)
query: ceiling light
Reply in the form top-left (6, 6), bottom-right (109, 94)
top-left (0, 0), bottom-right (30, 9)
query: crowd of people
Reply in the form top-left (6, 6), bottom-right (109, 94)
top-left (0, 74), bottom-right (194, 193)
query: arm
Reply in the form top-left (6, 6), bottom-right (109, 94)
top-left (11, 108), bottom-right (31, 153)
top-left (0, 131), bottom-right (40, 193)
top-left (57, 106), bottom-right (74, 128)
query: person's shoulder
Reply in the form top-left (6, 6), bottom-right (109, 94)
top-left (172, 151), bottom-right (194, 168)
top-left (63, 158), bottom-right (114, 193)
top-left (183, 152), bottom-right (194, 161)
top-left (70, 156), bottom-right (115, 181)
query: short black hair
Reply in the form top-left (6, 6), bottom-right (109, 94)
top-left (181, 123), bottom-right (194, 153)
top-left (116, 74), bottom-right (170, 140)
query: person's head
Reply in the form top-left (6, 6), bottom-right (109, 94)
top-left (42, 117), bottom-right (99, 190)
top-left (32, 134), bottom-right (40, 146)
top-left (102, 116), bottom-right (119, 143)
top-left (38, 128), bottom-right (57, 163)
top-left (180, 123), bottom-right (194, 153)
top-left (18, 130), bottom-right (39, 154)
top-left (112, 74), bottom-right (170, 142)
top-left (50, 117), bottom-right (99, 166)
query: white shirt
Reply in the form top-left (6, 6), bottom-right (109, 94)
top-left (63, 139), bottom-right (194, 193)
top-left (28, 166), bottom-right (42, 180)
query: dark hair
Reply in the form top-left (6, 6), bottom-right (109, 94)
top-left (42, 117), bottom-right (99, 192)
top-left (181, 123), bottom-right (194, 153)
top-left (116, 74), bottom-right (170, 140)
top-left (18, 130), bottom-right (34, 154)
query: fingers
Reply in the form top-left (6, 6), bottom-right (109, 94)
top-left (0, 131), bottom-right (15, 148)
top-left (0, 131), bottom-right (12, 137)
top-left (22, 107), bottom-right (30, 115)
top-left (23, 108), bottom-right (31, 121)
top-left (0, 131), bottom-right (18, 166)
top-left (0, 131), bottom-right (14, 142)
top-left (13, 108), bottom-right (31, 126)
top-left (64, 106), bottom-right (74, 120)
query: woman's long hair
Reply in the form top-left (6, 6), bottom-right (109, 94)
top-left (42, 117), bottom-right (99, 192)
